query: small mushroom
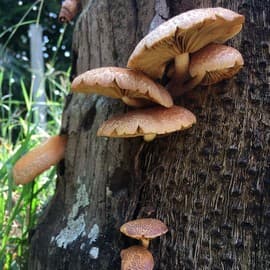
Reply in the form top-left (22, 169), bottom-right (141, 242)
top-left (121, 246), bottom-right (154, 270)
top-left (58, 0), bottom-right (81, 23)
top-left (127, 7), bottom-right (244, 91)
top-left (187, 44), bottom-right (244, 88)
top-left (13, 135), bottom-right (67, 185)
top-left (97, 105), bottom-right (196, 142)
top-left (71, 67), bottom-right (173, 108)
top-left (120, 218), bottom-right (168, 248)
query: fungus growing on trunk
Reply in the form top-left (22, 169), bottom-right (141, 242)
top-left (120, 218), bottom-right (168, 248)
top-left (97, 105), bottom-right (196, 142)
top-left (121, 246), bottom-right (154, 270)
top-left (13, 135), bottom-right (67, 185)
top-left (127, 7), bottom-right (244, 94)
top-left (71, 67), bottom-right (173, 108)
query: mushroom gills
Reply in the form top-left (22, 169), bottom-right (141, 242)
top-left (171, 71), bottom-right (205, 96)
top-left (121, 96), bottom-right (152, 108)
top-left (201, 66), bottom-right (243, 85)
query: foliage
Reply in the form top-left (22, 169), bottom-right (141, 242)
top-left (0, 0), bottom-right (73, 71)
top-left (0, 67), bottom-right (69, 269)
top-left (0, 0), bottom-right (72, 268)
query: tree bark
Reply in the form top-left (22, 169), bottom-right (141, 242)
top-left (29, 0), bottom-right (270, 269)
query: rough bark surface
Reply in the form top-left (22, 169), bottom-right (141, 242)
top-left (29, 0), bottom-right (270, 269)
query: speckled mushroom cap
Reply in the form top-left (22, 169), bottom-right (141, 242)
top-left (13, 135), bottom-right (67, 185)
top-left (97, 105), bottom-right (196, 140)
top-left (127, 7), bottom-right (244, 79)
top-left (189, 43), bottom-right (244, 85)
top-left (121, 246), bottom-right (154, 270)
top-left (71, 67), bottom-right (173, 108)
top-left (120, 218), bottom-right (168, 240)
top-left (58, 0), bottom-right (80, 23)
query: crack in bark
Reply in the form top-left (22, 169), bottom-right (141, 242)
top-left (107, 0), bottom-right (117, 65)
top-left (131, 0), bottom-right (139, 49)
top-left (81, 102), bottom-right (97, 131)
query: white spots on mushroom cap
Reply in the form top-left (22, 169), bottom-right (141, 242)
top-left (52, 181), bottom-right (90, 249)
top-left (89, 247), bottom-right (99, 259)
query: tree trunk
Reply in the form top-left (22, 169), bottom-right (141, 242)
top-left (29, 0), bottom-right (270, 269)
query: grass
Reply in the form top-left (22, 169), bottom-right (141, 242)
top-left (0, 1), bottom-right (71, 268)
top-left (0, 67), bottom-right (70, 270)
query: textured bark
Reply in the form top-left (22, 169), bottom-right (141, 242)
top-left (29, 0), bottom-right (270, 269)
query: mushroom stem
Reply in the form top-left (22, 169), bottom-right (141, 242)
top-left (143, 134), bottom-right (156, 142)
top-left (141, 238), bottom-right (150, 249)
top-left (183, 72), bottom-right (206, 91)
top-left (174, 53), bottom-right (190, 80)
top-left (171, 71), bottom-right (206, 96)
top-left (167, 53), bottom-right (190, 96)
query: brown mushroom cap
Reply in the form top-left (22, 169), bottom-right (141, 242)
top-left (189, 43), bottom-right (244, 85)
top-left (120, 218), bottom-right (168, 240)
top-left (97, 105), bottom-right (196, 141)
top-left (71, 67), bottom-right (173, 108)
top-left (13, 135), bottom-right (67, 185)
top-left (58, 0), bottom-right (80, 23)
top-left (127, 7), bottom-right (244, 80)
top-left (121, 246), bottom-right (154, 270)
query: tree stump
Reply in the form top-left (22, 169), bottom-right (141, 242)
top-left (29, 0), bottom-right (270, 269)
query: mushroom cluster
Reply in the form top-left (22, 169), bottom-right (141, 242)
top-left (127, 7), bottom-right (244, 96)
top-left (69, 7), bottom-right (244, 268)
top-left (17, 6), bottom-right (245, 268)
top-left (14, 7), bottom-right (244, 185)
top-left (70, 7), bottom-right (244, 143)
top-left (120, 218), bottom-right (168, 270)
top-left (71, 67), bottom-right (196, 141)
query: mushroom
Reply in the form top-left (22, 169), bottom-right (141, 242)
top-left (127, 7), bottom-right (244, 93)
top-left (184, 43), bottom-right (244, 91)
top-left (121, 246), bottom-right (154, 270)
top-left (71, 67), bottom-right (173, 108)
top-left (13, 135), bottom-right (67, 185)
top-left (58, 0), bottom-right (81, 23)
top-left (120, 218), bottom-right (168, 248)
top-left (97, 105), bottom-right (196, 142)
